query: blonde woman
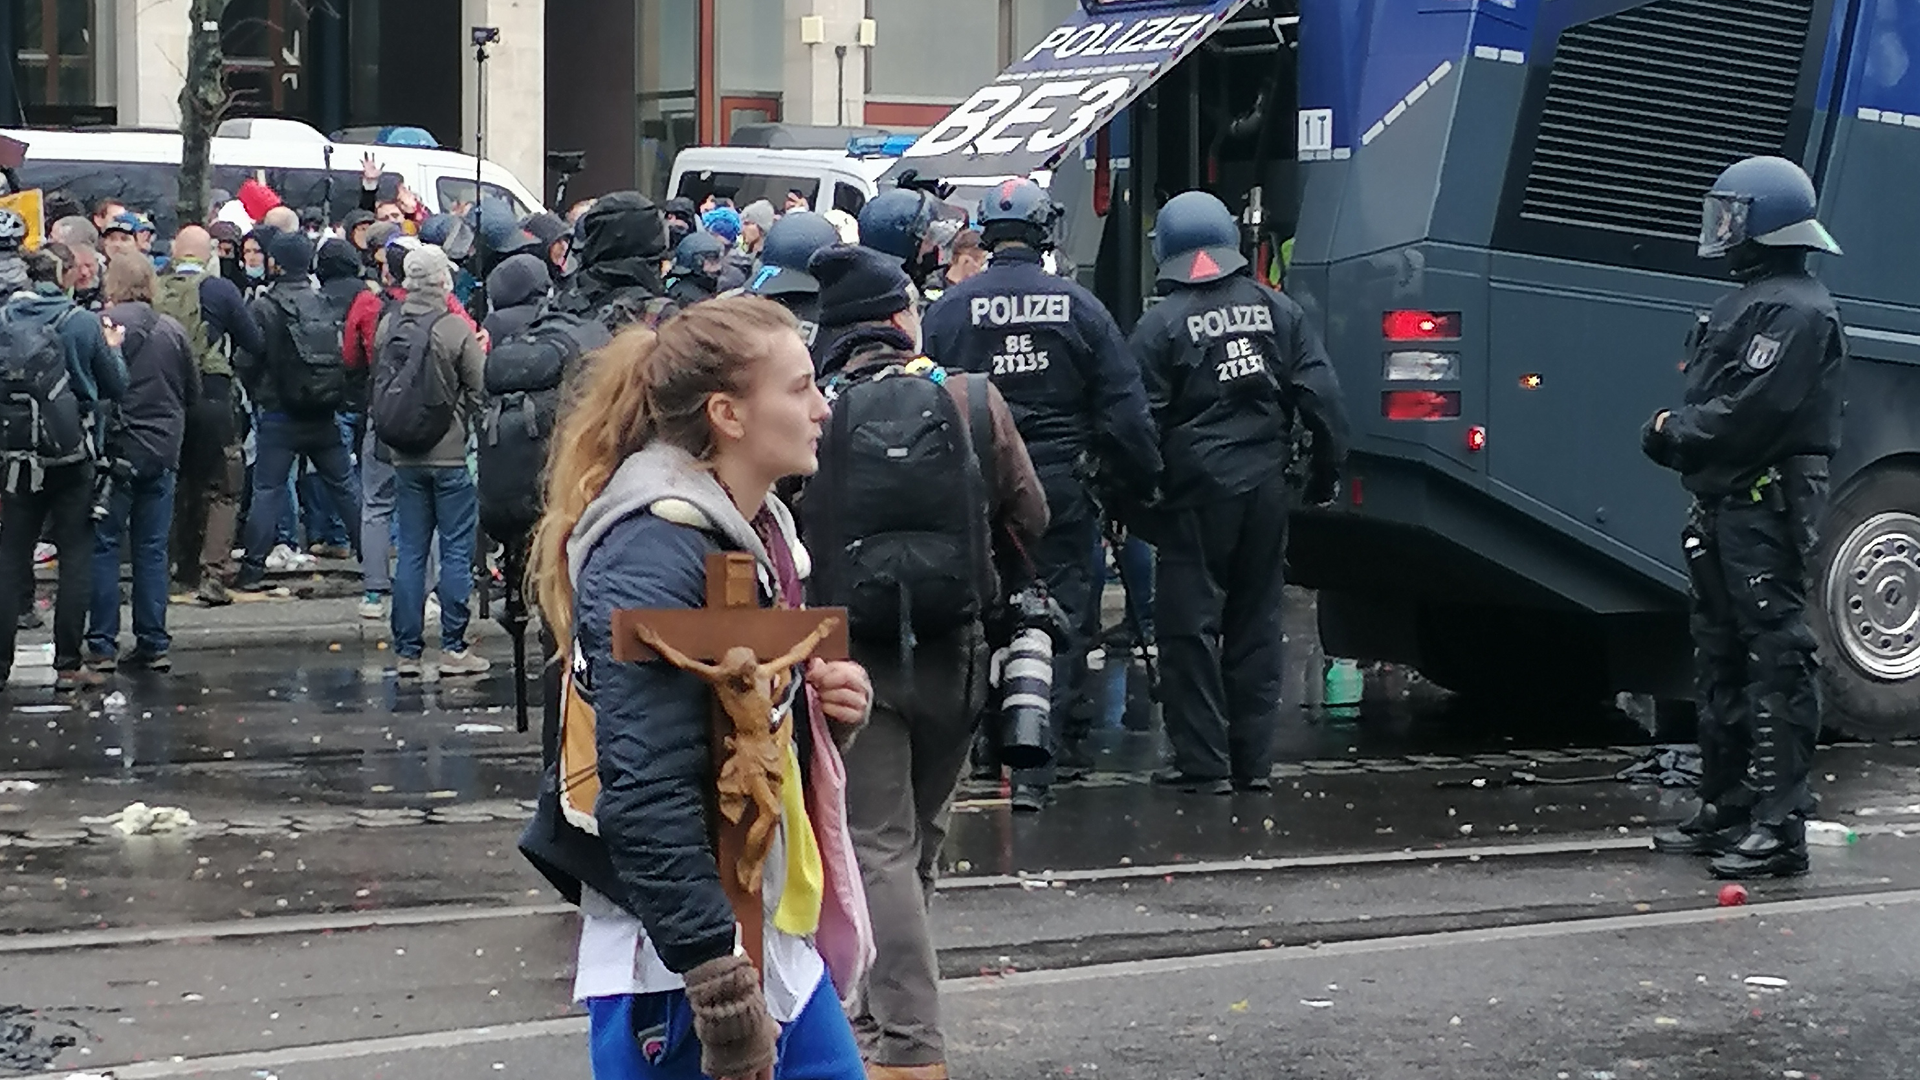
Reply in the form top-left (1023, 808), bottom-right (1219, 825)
top-left (522, 296), bottom-right (874, 1080)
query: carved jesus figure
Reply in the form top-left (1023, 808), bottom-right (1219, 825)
top-left (632, 616), bottom-right (842, 894)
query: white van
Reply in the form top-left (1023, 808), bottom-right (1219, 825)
top-left (4, 117), bottom-right (545, 240)
top-left (668, 145), bottom-right (893, 219)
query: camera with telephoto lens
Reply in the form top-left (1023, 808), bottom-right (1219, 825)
top-left (991, 586), bottom-right (1074, 770)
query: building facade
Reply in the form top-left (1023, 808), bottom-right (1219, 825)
top-left (1, 0), bottom-right (1073, 206)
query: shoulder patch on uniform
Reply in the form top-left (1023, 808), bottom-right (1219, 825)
top-left (1743, 334), bottom-right (1783, 373)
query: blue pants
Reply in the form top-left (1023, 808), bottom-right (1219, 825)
top-left (88, 466), bottom-right (177, 657)
top-left (585, 975), bottom-right (863, 1080)
top-left (293, 412), bottom-right (359, 548)
top-left (242, 415), bottom-right (360, 577)
top-left (392, 465), bottom-right (476, 659)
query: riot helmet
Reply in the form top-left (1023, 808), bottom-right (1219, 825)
top-left (748, 211), bottom-right (839, 298)
top-left (857, 188), bottom-right (939, 266)
top-left (0, 209), bottom-right (27, 253)
top-left (670, 231), bottom-right (727, 278)
top-left (977, 178), bottom-right (1059, 251)
top-left (1151, 190), bottom-right (1248, 285)
top-left (1699, 156), bottom-right (1841, 260)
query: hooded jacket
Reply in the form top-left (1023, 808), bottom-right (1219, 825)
top-left (552, 192), bottom-right (671, 318)
top-left (316, 240), bottom-right (374, 409)
top-left (520, 443), bottom-right (872, 993)
top-left (482, 253), bottom-right (551, 343)
top-left (103, 301), bottom-right (199, 474)
top-left (376, 286), bottom-right (486, 468)
top-left (3, 284), bottom-right (128, 454)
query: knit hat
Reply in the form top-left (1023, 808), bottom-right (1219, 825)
top-left (522, 211), bottom-right (570, 246)
top-left (238, 178), bottom-right (283, 222)
top-left (267, 230), bottom-right (314, 276)
top-left (739, 200), bottom-right (776, 235)
top-left (364, 221), bottom-right (403, 254)
top-left (809, 243), bottom-right (913, 328)
top-left (404, 242), bottom-right (453, 292)
top-left (702, 206), bottom-right (743, 246)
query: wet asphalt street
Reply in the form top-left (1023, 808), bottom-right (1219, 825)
top-left (4, 627), bottom-right (1920, 1079)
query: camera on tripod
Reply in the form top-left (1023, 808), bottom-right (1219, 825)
top-left (990, 586), bottom-right (1073, 770)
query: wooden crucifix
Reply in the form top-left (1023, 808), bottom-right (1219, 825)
top-left (612, 551), bottom-right (848, 972)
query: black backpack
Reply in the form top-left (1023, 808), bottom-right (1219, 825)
top-left (370, 309), bottom-right (456, 456)
top-left (269, 287), bottom-right (349, 416)
top-left (804, 364), bottom-right (993, 644)
top-left (478, 292), bottom-right (675, 544)
top-left (0, 305), bottom-right (87, 491)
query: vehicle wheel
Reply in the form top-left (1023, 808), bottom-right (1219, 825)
top-left (1812, 466), bottom-right (1920, 740)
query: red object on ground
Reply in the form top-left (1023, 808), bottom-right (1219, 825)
top-left (1718, 883), bottom-right (1749, 907)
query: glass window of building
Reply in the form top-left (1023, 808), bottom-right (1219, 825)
top-left (14, 0), bottom-right (114, 123)
top-left (636, 0), bottom-right (699, 199)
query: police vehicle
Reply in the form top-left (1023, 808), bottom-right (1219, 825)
top-left (893, 0), bottom-right (1920, 739)
top-left (4, 118), bottom-right (545, 240)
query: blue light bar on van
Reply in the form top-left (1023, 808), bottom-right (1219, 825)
top-left (375, 126), bottom-right (440, 148)
top-left (847, 133), bottom-right (920, 158)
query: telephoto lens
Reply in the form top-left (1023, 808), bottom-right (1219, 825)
top-left (996, 625), bottom-right (1054, 769)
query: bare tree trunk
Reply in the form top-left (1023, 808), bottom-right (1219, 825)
top-left (176, 0), bottom-right (232, 227)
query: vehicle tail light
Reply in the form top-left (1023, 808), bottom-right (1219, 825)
top-left (1382, 390), bottom-right (1461, 420)
top-left (1383, 350), bottom-right (1459, 382)
top-left (1382, 310), bottom-right (1461, 341)
top-left (1467, 425), bottom-right (1488, 452)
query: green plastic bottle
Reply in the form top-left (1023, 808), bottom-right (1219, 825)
top-left (1324, 658), bottom-right (1364, 719)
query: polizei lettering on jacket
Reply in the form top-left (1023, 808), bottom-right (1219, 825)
top-left (971, 293), bottom-right (1073, 327)
top-left (1186, 304), bottom-right (1275, 344)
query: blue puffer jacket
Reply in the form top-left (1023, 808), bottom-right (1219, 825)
top-left (519, 442), bottom-right (810, 975)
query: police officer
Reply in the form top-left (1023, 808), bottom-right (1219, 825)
top-left (923, 178), bottom-right (1161, 812)
top-left (858, 187), bottom-right (942, 290)
top-left (1130, 191), bottom-right (1349, 793)
top-left (1643, 155), bottom-right (1846, 879)
top-left (664, 231), bottom-right (727, 307)
top-left (744, 210), bottom-right (839, 370)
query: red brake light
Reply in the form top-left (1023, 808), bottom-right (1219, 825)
top-left (1467, 425), bottom-right (1488, 452)
top-left (1383, 390), bottom-right (1462, 421)
top-left (1383, 310), bottom-right (1462, 341)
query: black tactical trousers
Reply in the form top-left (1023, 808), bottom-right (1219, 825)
top-left (1011, 472), bottom-right (1101, 790)
top-left (1687, 465), bottom-right (1827, 826)
top-left (1154, 472), bottom-right (1290, 783)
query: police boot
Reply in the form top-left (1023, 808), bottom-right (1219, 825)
top-left (1710, 818), bottom-right (1810, 879)
top-left (1651, 801), bottom-right (1750, 856)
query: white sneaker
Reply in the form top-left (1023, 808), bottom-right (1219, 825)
top-left (265, 544), bottom-right (296, 572)
top-left (437, 648), bottom-right (491, 676)
top-left (287, 552), bottom-right (318, 571)
top-left (230, 547), bottom-right (246, 561)
top-left (358, 592), bottom-right (386, 620)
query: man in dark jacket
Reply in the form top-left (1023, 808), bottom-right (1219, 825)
top-left (90, 257), bottom-right (199, 670)
top-left (0, 250), bottom-right (127, 691)
top-left (1130, 190), bottom-right (1350, 794)
top-left (807, 243), bottom-right (1048, 1077)
top-left (482, 252), bottom-right (551, 343)
top-left (553, 192), bottom-right (677, 324)
top-left (665, 233), bottom-right (726, 308)
top-left (166, 226), bottom-right (264, 606)
top-left (746, 211), bottom-right (838, 370)
top-left (303, 239), bottom-right (372, 559)
top-left (233, 232), bottom-right (361, 591)
top-left (922, 179), bottom-right (1162, 812)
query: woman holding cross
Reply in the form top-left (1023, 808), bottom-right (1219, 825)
top-left (522, 296), bottom-right (876, 1080)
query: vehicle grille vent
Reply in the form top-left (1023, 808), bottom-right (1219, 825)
top-left (1519, 0), bottom-right (1815, 240)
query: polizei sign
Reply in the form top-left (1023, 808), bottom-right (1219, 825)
top-left (896, 0), bottom-right (1251, 182)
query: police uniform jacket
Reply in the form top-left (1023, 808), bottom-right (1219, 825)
top-left (1648, 272), bottom-right (1845, 498)
top-left (922, 246), bottom-right (1161, 497)
top-left (1130, 273), bottom-right (1350, 508)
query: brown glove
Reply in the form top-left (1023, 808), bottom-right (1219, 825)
top-left (683, 954), bottom-right (778, 1079)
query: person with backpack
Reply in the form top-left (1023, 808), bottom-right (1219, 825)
top-left (87, 255), bottom-right (199, 672)
top-left (478, 191), bottom-right (676, 753)
top-left (232, 232), bottom-right (361, 592)
top-left (803, 244), bottom-right (1047, 1079)
top-left (372, 244), bottom-right (489, 678)
top-left (161, 225), bottom-right (264, 607)
top-left (0, 249), bottom-right (128, 692)
top-left (300, 239), bottom-right (375, 560)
